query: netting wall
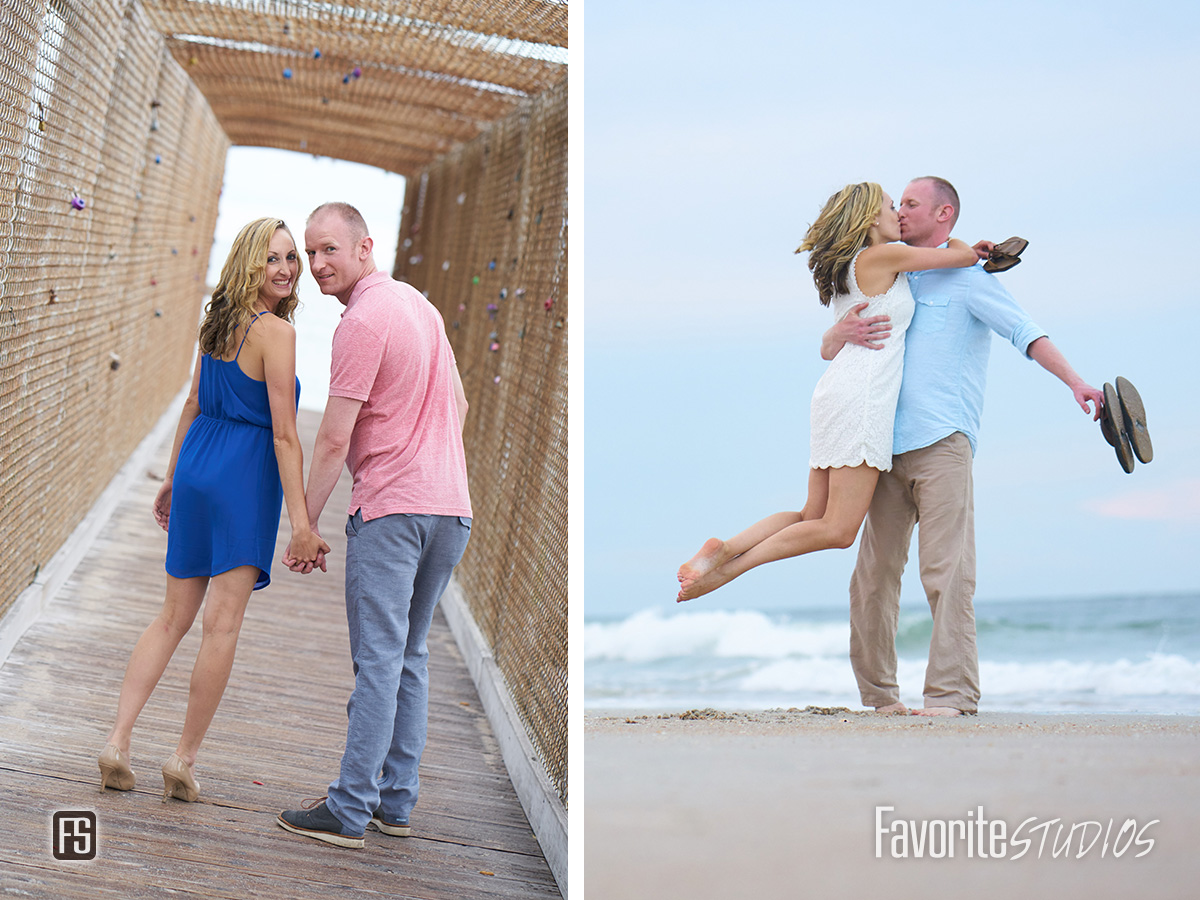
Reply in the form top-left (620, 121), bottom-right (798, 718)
top-left (0, 0), bottom-right (227, 618)
top-left (145, 0), bottom-right (567, 176)
top-left (393, 75), bottom-right (568, 805)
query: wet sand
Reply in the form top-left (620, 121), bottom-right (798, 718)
top-left (585, 708), bottom-right (1200, 899)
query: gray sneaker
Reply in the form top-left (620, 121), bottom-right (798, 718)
top-left (278, 799), bottom-right (365, 849)
top-left (371, 809), bottom-right (412, 837)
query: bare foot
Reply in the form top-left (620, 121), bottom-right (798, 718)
top-left (911, 707), bottom-right (963, 717)
top-left (873, 702), bottom-right (908, 715)
top-left (677, 538), bottom-right (726, 590)
top-left (676, 566), bottom-right (731, 603)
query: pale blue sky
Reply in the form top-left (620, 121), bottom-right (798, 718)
top-left (584, 0), bottom-right (1200, 615)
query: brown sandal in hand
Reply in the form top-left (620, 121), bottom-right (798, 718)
top-left (983, 236), bottom-right (1029, 273)
top-left (1115, 376), bottom-right (1153, 464)
top-left (1101, 382), bottom-right (1135, 474)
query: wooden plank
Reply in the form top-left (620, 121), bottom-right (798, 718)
top-left (0, 409), bottom-right (559, 898)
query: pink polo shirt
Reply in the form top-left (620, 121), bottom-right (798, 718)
top-left (329, 271), bottom-right (472, 520)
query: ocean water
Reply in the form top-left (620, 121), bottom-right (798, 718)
top-left (584, 594), bottom-right (1200, 714)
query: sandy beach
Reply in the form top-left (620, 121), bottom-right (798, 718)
top-left (585, 707), bottom-right (1200, 899)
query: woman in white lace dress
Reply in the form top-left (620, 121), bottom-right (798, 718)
top-left (677, 182), bottom-right (979, 602)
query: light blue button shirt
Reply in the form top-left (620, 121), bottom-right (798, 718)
top-left (895, 262), bottom-right (1046, 456)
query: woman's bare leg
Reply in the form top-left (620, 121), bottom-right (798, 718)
top-left (174, 565), bottom-right (259, 766)
top-left (678, 470), bottom-right (830, 589)
top-left (106, 575), bottom-right (209, 753)
top-left (677, 465), bottom-right (880, 602)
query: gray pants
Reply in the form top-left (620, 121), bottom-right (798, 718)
top-left (849, 432), bottom-right (979, 712)
top-left (325, 511), bottom-right (471, 833)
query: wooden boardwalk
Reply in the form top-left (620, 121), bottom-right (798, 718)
top-left (0, 409), bottom-right (559, 900)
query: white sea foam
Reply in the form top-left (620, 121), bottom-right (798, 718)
top-left (737, 654), bottom-right (1200, 698)
top-left (740, 657), bottom-right (930, 694)
top-left (981, 654), bottom-right (1200, 697)
top-left (583, 608), bottom-right (851, 663)
top-left (585, 604), bottom-right (1200, 713)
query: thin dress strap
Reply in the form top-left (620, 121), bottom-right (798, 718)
top-left (233, 311), bottom-right (265, 362)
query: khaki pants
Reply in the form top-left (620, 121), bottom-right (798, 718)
top-left (848, 432), bottom-right (979, 712)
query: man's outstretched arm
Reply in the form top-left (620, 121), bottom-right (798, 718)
top-left (1026, 336), bottom-right (1103, 419)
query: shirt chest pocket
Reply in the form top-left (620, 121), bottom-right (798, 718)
top-left (910, 293), bottom-right (951, 334)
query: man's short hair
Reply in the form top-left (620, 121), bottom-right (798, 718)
top-left (914, 176), bottom-right (960, 227)
top-left (309, 201), bottom-right (370, 240)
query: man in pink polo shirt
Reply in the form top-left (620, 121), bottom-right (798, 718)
top-left (277, 202), bottom-right (471, 849)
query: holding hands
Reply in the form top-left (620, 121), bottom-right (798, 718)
top-left (283, 527), bottom-right (330, 575)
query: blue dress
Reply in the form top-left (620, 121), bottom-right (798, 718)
top-left (165, 314), bottom-right (300, 589)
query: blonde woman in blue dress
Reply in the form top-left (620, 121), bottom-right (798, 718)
top-left (677, 182), bottom-right (982, 602)
top-left (98, 218), bottom-right (330, 801)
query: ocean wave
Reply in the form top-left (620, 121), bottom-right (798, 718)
top-left (585, 606), bottom-right (1200, 712)
top-left (737, 653), bottom-right (1200, 698)
top-left (740, 656), bottom-right (923, 694)
top-left (583, 608), bottom-right (851, 662)
top-left (982, 654), bottom-right (1200, 696)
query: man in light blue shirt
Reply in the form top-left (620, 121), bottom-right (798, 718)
top-left (823, 176), bottom-right (1102, 716)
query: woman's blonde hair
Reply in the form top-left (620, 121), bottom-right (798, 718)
top-left (198, 218), bottom-right (301, 356)
top-left (795, 182), bottom-right (883, 306)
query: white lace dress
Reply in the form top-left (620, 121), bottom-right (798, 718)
top-left (809, 250), bottom-right (915, 472)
